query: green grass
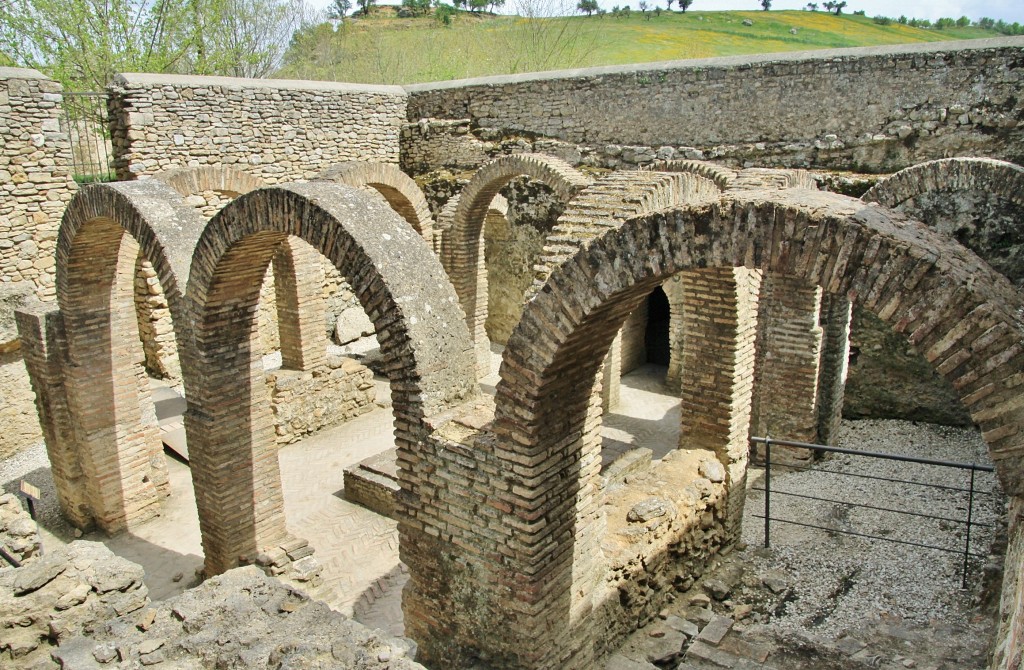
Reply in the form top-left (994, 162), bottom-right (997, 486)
top-left (277, 9), bottom-right (1003, 85)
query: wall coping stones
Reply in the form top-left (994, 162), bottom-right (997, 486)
top-left (0, 67), bottom-right (49, 80)
top-left (402, 35), bottom-right (1024, 94)
top-left (113, 72), bottom-right (407, 96)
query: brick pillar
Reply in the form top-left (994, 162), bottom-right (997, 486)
top-left (15, 304), bottom-right (92, 529)
top-left (274, 238), bottom-right (327, 372)
top-left (473, 232), bottom-right (491, 376)
top-left (663, 275), bottom-right (686, 393)
top-left (751, 274), bottom-right (824, 451)
top-left (60, 231), bottom-right (168, 533)
top-left (601, 332), bottom-right (621, 411)
top-left (816, 294), bottom-right (852, 446)
top-left (678, 267), bottom-right (760, 542)
top-left (404, 376), bottom-right (606, 669)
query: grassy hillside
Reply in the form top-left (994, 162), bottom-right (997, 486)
top-left (278, 8), bottom-right (1001, 84)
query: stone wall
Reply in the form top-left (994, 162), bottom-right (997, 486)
top-left (0, 68), bottom-right (76, 460)
top-left (108, 73), bottom-right (407, 182)
top-left (403, 38), bottom-right (1024, 174)
top-left (0, 68), bottom-right (75, 302)
top-left (266, 354), bottom-right (375, 445)
top-left (598, 450), bottom-right (729, 655)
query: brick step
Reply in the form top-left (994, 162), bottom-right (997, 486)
top-left (342, 448), bottom-right (399, 519)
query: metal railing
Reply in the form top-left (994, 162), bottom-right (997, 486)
top-left (750, 435), bottom-right (996, 589)
top-left (62, 91), bottom-right (116, 184)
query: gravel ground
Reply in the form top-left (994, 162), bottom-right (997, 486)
top-left (741, 418), bottom-right (1005, 639)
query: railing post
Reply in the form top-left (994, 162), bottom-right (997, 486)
top-left (962, 466), bottom-right (976, 589)
top-left (764, 435), bottom-right (771, 548)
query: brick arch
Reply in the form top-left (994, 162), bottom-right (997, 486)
top-left (533, 169), bottom-right (721, 406)
top-left (183, 181), bottom-right (476, 576)
top-left (52, 181), bottom-right (206, 532)
top-left (862, 157), bottom-right (1024, 208)
top-left (315, 161), bottom-right (434, 241)
top-left (154, 164), bottom-right (266, 199)
top-left (458, 188), bottom-right (1024, 667)
top-left (647, 159), bottom-right (737, 191)
top-left (440, 153), bottom-right (592, 374)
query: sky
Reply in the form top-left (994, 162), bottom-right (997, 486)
top-left (312, 0), bottom-right (1024, 23)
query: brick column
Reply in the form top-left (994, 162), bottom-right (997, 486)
top-left (273, 238), bottom-right (327, 372)
top-left (816, 294), bottom-right (852, 446)
top-left (15, 304), bottom-right (91, 529)
top-left (60, 231), bottom-right (168, 533)
top-left (601, 332), bottom-right (621, 411)
top-left (678, 267), bottom-right (760, 541)
top-left (663, 275), bottom-right (686, 393)
top-left (751, 274), bottom-right (824, 452)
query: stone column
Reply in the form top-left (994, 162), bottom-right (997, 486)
top-left (273, 238), bottom-right (327, 372)
top-left (751, 273), bottom-right (824, 454)
top-left (678, 267), bottom-right (760, 541)
top-left (816, 294), bottom-right (852, 446)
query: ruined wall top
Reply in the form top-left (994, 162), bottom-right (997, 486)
top-left (0, 67), bottom-right (50, 80)
top-left (403, 36), bottom-right (1024, 173)
top-left (114, 72), bottom-right (405, 95)
top-left (405, 36), bottom-right (1024, 92)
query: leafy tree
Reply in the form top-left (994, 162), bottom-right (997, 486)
top-left (956, 15), bottom-right (970, 27)
top-left (402, 0), bottom-right (432, 15)
top-left (0, 0), bottom-right (310, 90)
top-left (822, 0), bottom-right (845, 13)
top-left (760, 0), bottom-right (771, 10)
top-left (577, 0), bottom-right (599, 14)
top-left (638, 0), bottom-right (648, 13)
top-left (665, 0), bottom-right (673, 9)
top-left (678, 0), bottom-right (692, 11)
top-left (434, 2), bottom-right (456, 23)
top-left (805, 2), bottom-right (817, 10)
top-left (328, 0), bottom-right (351, 18)
top-left (355, 0), bottom-right (376, 15)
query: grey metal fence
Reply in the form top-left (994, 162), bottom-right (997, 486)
top-left (750, 435), bottom-right (997, 589)
top-left (62, 91), bottom-right (116, 184)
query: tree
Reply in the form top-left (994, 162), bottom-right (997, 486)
top-left (402, 0), bottom-right (432, 15)
top-left (328, 0), bottom-right (351, 18)
top-left (577, 0), bottom-right (598, 14)
top-left (638, 0), bottom-right (648, 13)
top-left (665, 0), bottom-right (673, 9)
top-left (823, 0), bottom-right (846, 13)
top-left (0, 0), bottom-right (309, 90)
top-left (805, 2), bottom-right (817, 10)
top-left (760, 0), bottom-right (771, 9)
top-left (678, 0), bottom-right (692, 11)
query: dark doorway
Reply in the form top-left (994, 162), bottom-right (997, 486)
top-left (645, 286), bottom-right (671, 366)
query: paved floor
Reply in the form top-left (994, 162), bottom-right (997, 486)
top-left (36, 351), bottom-right (681, 638)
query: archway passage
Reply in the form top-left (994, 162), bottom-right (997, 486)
top-left (183, 181), bottom-right (476, 577)
top-left (412, 187), bottom-right (1024, 669)
top-left (439, 153), bottom-right (592, 374)
top-left (644, 286), bottom-right (671, 366)
top-left (16, 181), bottom-right (205, 533)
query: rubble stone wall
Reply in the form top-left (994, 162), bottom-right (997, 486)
top-left (0, 68), bottom-right (76, 459)
top-left (109, 73), bottom-right (407, 182)
top-left (403, 38), bottom-right (1024, 174)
